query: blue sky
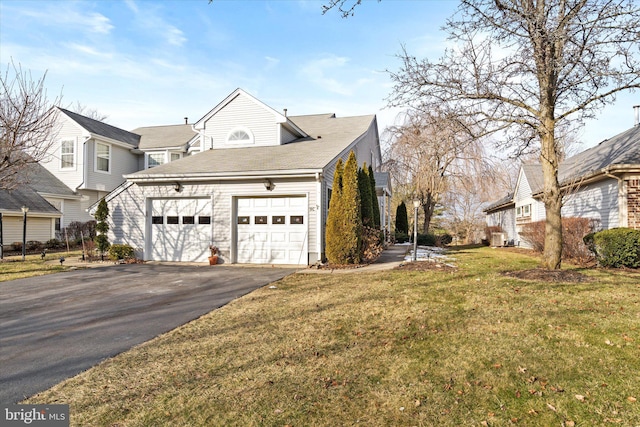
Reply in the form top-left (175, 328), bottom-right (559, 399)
top-left (1, 0), bottom-right (637, 150)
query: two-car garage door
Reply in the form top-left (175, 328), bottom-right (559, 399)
top-left (149, 196), bottom-right (308, 264)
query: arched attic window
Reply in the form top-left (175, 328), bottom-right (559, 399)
top-left (226, 127), bottom-right (254, 145)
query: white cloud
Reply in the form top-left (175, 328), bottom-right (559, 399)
top-left (87, 12), bottom-right (114, 34)
top-left (300, 54), bottom-right (354, 95)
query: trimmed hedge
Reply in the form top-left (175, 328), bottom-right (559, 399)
top-left (588, 228), bottom-right (640, 268)
top-left (108, 244), bottom-right (135, 261)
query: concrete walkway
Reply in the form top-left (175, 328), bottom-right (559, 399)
top-left (297, 244), bottom-right (408, 274)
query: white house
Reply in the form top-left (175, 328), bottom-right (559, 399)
top-left (485, 122), bottom-right (640, 247)
top-left (95, 89), bottom-right (389, 265)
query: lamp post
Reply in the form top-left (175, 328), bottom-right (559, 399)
top-left (21, 206), bottom-right (29, 261)
top-left (412, 199), bottom-right (420, 262)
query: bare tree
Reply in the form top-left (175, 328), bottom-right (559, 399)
top-left (70, 101), bottom-right (108, 122)
top-left (385, 109), bottom-right (484, 234)
top-left (0, 61), bottom-right (61, 190)
top-left (387, 0), bottom-right (640, 269)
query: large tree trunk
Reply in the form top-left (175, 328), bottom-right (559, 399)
top-left (540, 118), bottom-right (563, 270)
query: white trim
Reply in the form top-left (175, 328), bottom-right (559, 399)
top-left (94, 141), bottom-right (111, 174)
top-left (59, 138), bottom-right (76, 170)
top-left (226, 127), bottom-right (254, 145)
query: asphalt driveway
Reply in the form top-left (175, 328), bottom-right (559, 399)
top-left (0, 264), bottom-right (295, 404)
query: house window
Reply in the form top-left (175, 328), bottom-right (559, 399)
top-left (148, 153), bottom-right (165, 168)
top-left (226, 127), bottom-right (253, 144)
top-left (170, 152), bottom-right (181, 162)
top-left (166, 216), bottom-right (179, 224)
top-left (516, 204), bottom-right (531, 218)
top-left (60, 140), bottom-right (75, 169)
top-left (95, 142), bottom-right (111, 173)
top-left (152, 216), bottom-right (164, 224)
top-left (272, 216), bottom-right (285, 224)
top-left (182, 216), bottom-right (195, 225)
top-left (199, 216), bottom-right (211, 225)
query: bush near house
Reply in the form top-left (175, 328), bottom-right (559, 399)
top-left (395, 201), bottom-right (409, 234)
top-left (108, 244), bottom-right (135, 261)
top-left (588, 228), bottom-right (640, 268)
top-left (520, 217), bottom-right (597, 264)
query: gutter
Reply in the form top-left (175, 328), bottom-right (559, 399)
top-left (124, 169), bottom-right (323, 183)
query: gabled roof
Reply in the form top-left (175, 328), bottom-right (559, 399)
top-left (192, 88), bottom-right (307, 138)
top-left (558, 124), bottom-right (640, 185)
top-left (0, 162), bottom-right (71, 214)
top-left (131, 124), bottom-right (198, 150)
top-left (484, 192), bottom-right (514, 213)
top-left (126, 113), bottom-right (376, 179)
top-left (0, 186), bottom-right (61, 215)
top-left (521, 163), bottom-right (545, 194)
top-left (58, 108), bottom-right (140, 147)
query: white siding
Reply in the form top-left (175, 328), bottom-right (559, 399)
top-left (280, 126), bottom-right (298, 144)
top-left (1, 216), bottom-right (55, 244)
top-left (562, 179), bottom-right (619, 230)
top-left (40, 114), bottom-right (87, 191)
top-left (204, 95), bottom-right (279, 149)
top-left (107, 178), bottom-right (318, 263)
top-left (85, 139), bottom-right (138, 192)
top-left (486, 207), bottom-right (517, 244)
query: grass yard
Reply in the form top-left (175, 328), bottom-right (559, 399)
top-left (25, 246), bottom-right (639, 426)
top-left (0, 251), bottom-right (83, 282)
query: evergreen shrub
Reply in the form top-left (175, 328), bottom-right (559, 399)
top-left (590, 228), bottom-right (640, 268)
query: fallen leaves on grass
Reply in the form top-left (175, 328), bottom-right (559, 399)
top-left (502, 268), bottom-right (592, 283)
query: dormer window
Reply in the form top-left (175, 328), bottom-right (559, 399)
top-left (226, 127), bottom-right (253, 145)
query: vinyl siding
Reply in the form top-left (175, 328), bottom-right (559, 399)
top-left (280, 126), bottom-right (298, 144)
top-left (486, 207), bottom-right (517, 244)
top-left (40, 115), bottom-right (87, 191)
top-left (1, 216), bottom-right (55, 244)
top-left (107, 178), bottom-right (318, 263)
top-left (562, 178), bottom-right (619, 230)
top-left (85, 139), bottom-right (138, 191)
top-left (204, 95), bottom-right (279, 149)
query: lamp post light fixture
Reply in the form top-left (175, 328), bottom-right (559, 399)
top-left (412, 199), bottom-right (420, 262)
top-left (21, 206), bottom-right (29, 261)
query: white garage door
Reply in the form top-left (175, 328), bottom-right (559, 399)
top-left (150, 198), bottom-right (211, 262)
top-left (236, 196), bottom-right (308, 264)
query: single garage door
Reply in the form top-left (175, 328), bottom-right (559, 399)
top-left (150, 198), bottom-right (211, 262)
top-left (236, 196), bottom-right (308, 264)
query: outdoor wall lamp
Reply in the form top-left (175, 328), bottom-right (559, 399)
top-left (412, 199), bottom-right (420, 262)
top-left (21, 206), bottom-right (29, 261)
top-left (173, 182), bottom-right (182, 192)
top-left (263, 178), bottom-right (274, 191)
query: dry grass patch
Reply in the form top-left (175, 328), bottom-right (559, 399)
top-left (26, 247), bottom-right (640, 426)
top-left (0, 251), bottom-right (81, 282)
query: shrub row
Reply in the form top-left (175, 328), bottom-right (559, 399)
top-left (108, 244), bottom-right (135, 261)
top-left (519, 217), bottom-right (597, 264)
top-left (395, 232), bottom-right (453, 246)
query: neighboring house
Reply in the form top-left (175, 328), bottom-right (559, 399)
top-left (94, 88), bottom-right (389, 265)
top-left (38, 108), bottom-right (141, 225)
top-left (131, 123), bottom-right (199, 169)
top-left (0, 161), bottom-right (77, 247)
top-left (485, 122), bottom-right (640, 247)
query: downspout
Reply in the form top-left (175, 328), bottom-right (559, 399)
top-left (76, 136), bottom-right (91, 191)
top-left (316, 172), bottom-right (323, 263)
top-left (602, 167), bottom-right (626, 228)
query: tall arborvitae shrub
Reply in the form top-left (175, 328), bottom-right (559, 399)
top-left (368, 165), bottom-right (381, 228)
top-left (396, 201), bottom-right (408, 234)
top-left (342, 151), bottom-right (362, 264)
top-left (325, 158), bottom-right (344, 264)
top-left (94, 198), bottom-right (110, 257)
top-left (358, 164), bottom-right (373, 226)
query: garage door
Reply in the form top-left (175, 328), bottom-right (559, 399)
top-left (150, 198), bottom-right (211, 262)
top-left (236, 196), bottom-right (307, 264)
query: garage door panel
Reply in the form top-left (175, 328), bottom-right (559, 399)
top-left (235, 196), bottom-right (307, 264)
top-left (150, 198), bottom-right (211, 262)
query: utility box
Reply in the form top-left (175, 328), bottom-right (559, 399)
top-left (491, 232), bottom-right (506, 247)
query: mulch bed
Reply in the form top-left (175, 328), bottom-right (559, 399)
top-left (394, 261), bottom-right (457, 271)
top-left (502, 268), bottom-right (593, 283)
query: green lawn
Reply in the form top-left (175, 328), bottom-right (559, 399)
top-left (25, 246), bottom-right (639, 426)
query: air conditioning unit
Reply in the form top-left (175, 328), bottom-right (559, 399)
top-left (491, 232), bottom-right (506, 247)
